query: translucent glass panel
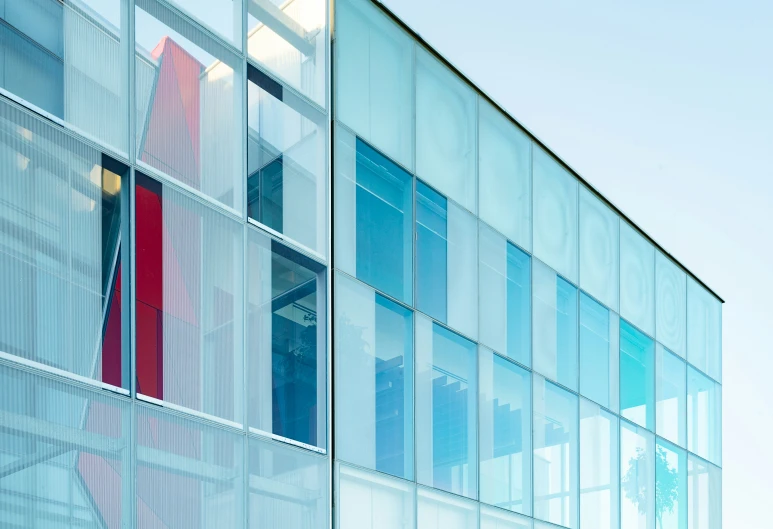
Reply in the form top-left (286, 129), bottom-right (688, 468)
top-left (416, 181), bottom-right (478, 338)
top-left (335, 0), bottom-right (413, 169)
top-left (579, 187), bottom-right (619, 311)
top-left (533, 260), bottom-right (579, 391)
top-left (533, 148), bottom-right (578, 283)
top-left (481, 505), bottom-right (533, 529)
top-left (0, 364), bottom-right (130, 528)
top-left (135, 175), bottom-right (244, 421)
top-left (247, 64), bottom-right (327, 253)
top-left (620, 223), bottom-right (655, 336)
top-left (533, 375), bottom-right (579, 529)
top-left (416, 48), bottom-right (476, 213)
top-left (478, 101), bottom-right (531, 251)
top-left (687, 279), bottom-right (722, 382)
top-left (687, 456), bottom-right (721, 529)
top-left (480, 348), bottom-right (531, 515)
top-left (620, 421), bottom-right (655, 529)
top-left (336, 463), bottom-right (416, 529)
top-left (687, 368), bottom-right (721, 465)
top-left (136, 404), bottom-right (243, 529)
top-left (0, 101), bottom-right (128, 387)
top-left (479, 224), bottom-right (531, 366)
top-left (657, 345), bottom-right (687, 447)
top-left (135, 5), bottom-right (243, 211)
top-left (416, 316), bottom-right (477, 498)
top-left (656, 441), bottom-right (687, 529)
top-left (620, 320), bottom-right (655, 431)
top-left (0, 0), bottom-right (127, 151)
top-left (579, 293), bottom-right (619, 411)
top-left (656, 253), bottom-right (686, 357)
top-left (247, 229), bottom-right (326, 448)
top-left (580, 399), bottom-right (619, 529)
top-left (159, 0), bottom-right (243, 46)
top-left (335, 128), bottom-right (413, 304)
top-left (417, 486), bottom-right (478, 529)
top-left (335, 273), bottom-right (413, 478)
top-left (248, 0), bottom-right (327, 106)
top-left (249, 437), bottom-right (328, 528)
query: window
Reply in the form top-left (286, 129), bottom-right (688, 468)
top-left (533, 375), bottom-right (579, 529)
top-left (135, 4), bottom-right (243, 211)
top-left (656, 440), bottom-right (687, 529)
top-left (687, 367), bottom-right (722, 466)
top-left (687, 278), bottom-right (722, 382)
top-left (620, 223), bottom-right (655, 336)
top-left (620, 320), bottom-right (655, 430)
top-left (249, 437), bottom-right (328, 528)
top-left (417, 487), bottom-right (478, 529)
top-left (656, 252), bottom-right (686, 357)
top-left (479, 223), bottom-right (531, 365)
top-left (416, 316), bottom-right (477, 498)
top-left (337, 463), bottom-right (415, 529)
top-left (0, 0), bottom-right (127, 151)
top-left (580, 399), bottom-right (619, 529)
top-left (335, 128), bottom-right (413, 304)
top-left (416, 180), bottom-right (478, 338)
top-left (533, 260), bottom-right (579, 391)
top-left (247, 64), bottom-right (327, 254)
top-left (164, 0), bottom-right (243, 46)
top-left (533, 148), bottom-right (578, 283)
top-left (0, 100), bottom-right (129, 387)
top-left (656, 345), bottom-right (687, 447)
top-left (335, 273), bottom-right (413, 479)
top-left (247, 228), bottom-right (326, 448)
top-left (621, 420), bottom-right (655, 529)
top-left (479, 347), bottom-right (531, 515)
top-left (579, 187), bottom-right (619, 311)
top-left (416, 48), bottom-right (477, 213)
top-left (687, 456), bottom-right (721, 529)
top-left (480, 506), bottom-right (533, 529)
top-left (579, 293), bottom-right (619, 411)
top-left (478, 101), bottom-right (531, 251)
top-left (335, 0), bottom-right (413, 169)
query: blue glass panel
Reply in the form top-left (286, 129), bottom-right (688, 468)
top-left (620, 320), bottom-right (655, 430)
top-left (507, 243), bottom-right (531, 365)
top-left (355, 138), bottom-right (413, 303)
top-left (416, 180), bottom-right (448, 322)
top-left (557, 277), bottom-right (579, 389)
top-left (656, 440), bottom-right (687, 529)
top-left (580, 293), bottom-right (612, 408)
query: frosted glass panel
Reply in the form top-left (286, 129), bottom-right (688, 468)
top-left (687, 368), bottom-right (721, 465)
top-left (579, 187), bottom-right (619, 311)
top-left (580, 399), bottom-right (619, 529)
top-left (480, 347), bottom-right (531, 515)
top-left (533, 375), bottom-right (579, 529)
top-left (249, 437), bottom-right (328, 529)
top-left (656, 252), bottom-right (686, 357)
top-left (687, 456), bottom-right (721, 529)
top-left (136, 404), bottom-right (244, 529)
top-left (657, 345), bottom-right (686, 447)
top-left (480, 505), bottom-right (532, 529)
top-left (447, 202), bottom-right (479, 339)
top-left (335, 273), bottom-right (413, 479)
top-left (337, 463), bottom-right (415, 529)
top-left (620, 223), bottom-right (654, 336)
top-left (336, 0), bottom-right (413, 169)
top-left (417, 487), bottom-right (478, 529)
top-left (478, 100), bottom-right (531, 250)
top-left (163, 0), bottom-right (242, 45)
top-left (416, 48), bottom-right (476, 213)
top-left (656, 441), bottom-right (687, 529)
top-left (687, 279), bottom-right (722, 382)
top-left (533, 148), bottom-right (578, 283)
top-left (620, 421), bottom-right (655, 529)
top-left (579, 294), bottom-right (619, 412)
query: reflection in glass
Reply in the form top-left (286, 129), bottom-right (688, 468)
top-left (656, 440), bottom-right (687, 529)
top-left (579, 187), bottom-right (619, 311)
top-left (687, 456), bottom-right (721, 529)
top-left (620, 223), bottom-right (655, 336)
top-left (656, 345), bottom-right (687, 447)
top-left (480, 505), bottom-right (533, 529)
top-left (337, 463), bottom-right (416, 529)
top-left (580, 399), bottom-right (619, 529)
top-left (656, 252), bottom-right (686, 357)
top-left (621, 421), bottom-right (655, 529)
top-left (620, 320), bottom-right (655, 430)
top-left (687, 278), bottom-right (722, 382)
top-left (579, 293), bottom-right (619, 411)
top-left (417, 486), bottom-right (478, 529)
top-left (687, 367), bottom-right (722, 465)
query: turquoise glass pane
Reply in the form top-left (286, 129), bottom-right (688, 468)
top-left (580, 293), bottom-right (619, 411)
top-left (657, 440), bottom-right (688, 529)
top-left (416, 180), bottom-right (448, 322)
top-left (620, 320), bottom-right (655, 430)
top-left (656, 345), bottom-right (687, 447)
top-left (687, 367), bottom-right (722, 466)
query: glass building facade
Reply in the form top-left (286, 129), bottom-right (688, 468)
top-left (0, 0), bottom-right (722, 528)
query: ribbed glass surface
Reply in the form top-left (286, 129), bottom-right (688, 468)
top-left (417, 486), bottom-right (478, 529)
top-left (336, 463), bottom-right (416, 529)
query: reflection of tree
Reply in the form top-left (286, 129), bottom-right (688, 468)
top-left (622, 446), bottom-right (679, 529)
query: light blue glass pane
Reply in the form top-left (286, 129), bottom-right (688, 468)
top-left (579, 187), bottom-right (619, 311)
top-left (335, 273), bottom-right (414, 479)
top-left (580, 399), bottom-right (619, 529)
top-left (507, 244), bottom-right (532, 366)
top-left (416, 180), bottom-right (448, 323)
top-left (580, 293), bottom-right (618, 410)
top-left (620, 320), bottom-right (655, 430)
top-left (656, 440), bottom-right (688, 529)
top-left (337, 463), bottom-right (416, 529)
top-left (656, 252), bottom-right (687, 357)
top-left (687, 367), bottom-right (721, 466)
top-left (620, 223), bottom-right (655, 336)
top-left (533, 375), bottom-right (579, 529)
top-left (479, 348), bottom-right (532, 515)
top-left (621, 421), bottom-right (655, 529)
top-left (417, 486), bottom-right (478, 529)
top-left (656, 345), bottom-right (687, 447)
top-left (416, 317), bottom-right (477, 498)
top-left (687, 456), bottom-right (721, 529)
top-left (686, 278), bottom-right (722, 382)
top-left (533, 261), bottom-right (578, 391)
top-left (480, 504), bottom-right (533, 529)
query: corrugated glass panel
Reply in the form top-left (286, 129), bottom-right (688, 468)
top-left (480, 505), bottom-right (532, 529)
top-left (417, 486), bottom-right (478, 529)
top-left (336, 463), bottom-right (415, 529)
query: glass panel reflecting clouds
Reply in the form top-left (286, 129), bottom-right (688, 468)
top-left (656, 252), bottom-right (686, 357)
top-left (579, 187), bottom-right (619, 311)
top-left (620, 223), bottom-right (655, 336)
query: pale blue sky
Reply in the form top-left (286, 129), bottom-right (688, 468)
top-left (380, 0), bottom-right (773, 525)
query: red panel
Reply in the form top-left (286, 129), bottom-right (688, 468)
top-left (102, 271), bottom-right (122, 387)
top-left (136, 301), bottom-right (161, 399)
